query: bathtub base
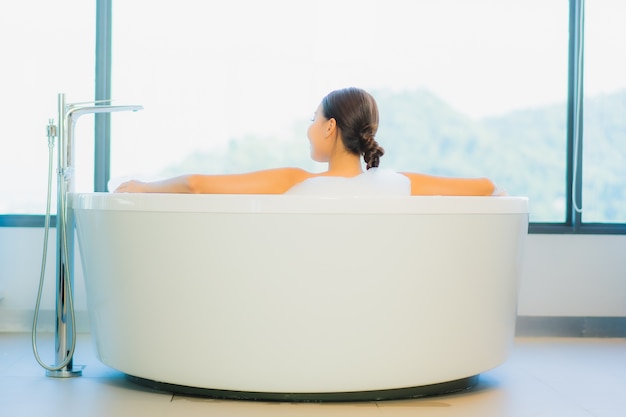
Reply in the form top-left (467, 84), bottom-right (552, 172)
top-left (126, 374), bottom-right (480, 402)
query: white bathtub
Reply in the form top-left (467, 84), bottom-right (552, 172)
top-left (73, 193), bottom-right (528, 401)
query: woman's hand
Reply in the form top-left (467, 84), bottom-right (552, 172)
top-left (114, 180), bottom-right (149, 193)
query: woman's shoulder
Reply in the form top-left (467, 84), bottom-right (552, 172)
top-left (284, 167), bottom-right (316, 183)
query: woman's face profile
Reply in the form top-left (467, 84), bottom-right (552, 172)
top-left (307, 104), bottom-right (330, 162)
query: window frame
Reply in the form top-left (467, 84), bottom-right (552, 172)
top-left (1, 0), bottom-right (624, 234)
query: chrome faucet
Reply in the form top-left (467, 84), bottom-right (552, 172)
top-left (48, 93), bottom-right (142, 377)
top-left (58, 95), bottom-right (143, 186)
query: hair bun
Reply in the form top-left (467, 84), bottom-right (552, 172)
top-left (361, 132), bottom-right (384, 170)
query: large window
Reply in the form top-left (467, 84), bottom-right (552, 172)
top-left (581, 0), bottom-right (626, 223)
top-left (1, 0), bottom-right (624, 233)
top-left (0, 1), bottom-right (94, 215)
top-left (109, 0), bottom-right (568, 223)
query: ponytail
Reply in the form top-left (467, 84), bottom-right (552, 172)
top-left (359, 125), bottom-right (384, 169)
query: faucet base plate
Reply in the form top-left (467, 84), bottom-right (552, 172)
top-left (46, 365), bottom-right (85, 378)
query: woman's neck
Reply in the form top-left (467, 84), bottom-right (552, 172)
top-left (326, 152), bottom-right (363, 177)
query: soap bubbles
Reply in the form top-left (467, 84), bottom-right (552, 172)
top-left (285, 168), bottom-right (410, 196)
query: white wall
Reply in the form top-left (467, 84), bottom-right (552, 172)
top-left (1, 228), bottom-right (625, 332)
top-left (0, 228), bottom-right (88, 332)
top-left (518, 234), bottom-right (626, 316)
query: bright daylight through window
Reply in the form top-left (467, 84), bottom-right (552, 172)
top-left (581, 0), bottom-right (626, 223)
top-left (0, 1), bottom-right (94, 215)
top-left (109, 0), bottom-right (568, 223)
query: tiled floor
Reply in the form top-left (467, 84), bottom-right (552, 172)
top-left (1, 333), bottom-right (625, 417)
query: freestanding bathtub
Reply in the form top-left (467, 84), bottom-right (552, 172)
top-left (73, 193), bottom-right (528, 401)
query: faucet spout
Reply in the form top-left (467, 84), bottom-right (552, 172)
top-left (66, 104), bottom-right (144, 120)
top-left (61, 100), bottom-right (144, 174)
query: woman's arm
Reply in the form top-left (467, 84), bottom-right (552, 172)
top-left (115, 168), bottom-right (311, 194)
top-left (400, 172), bottom-right (496, 196)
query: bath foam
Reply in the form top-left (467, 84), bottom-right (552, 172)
top-left (285, 168), bottom-right (410, 196)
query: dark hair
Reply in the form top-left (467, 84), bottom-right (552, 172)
top-left (321, 87), bottom-right (384, 169)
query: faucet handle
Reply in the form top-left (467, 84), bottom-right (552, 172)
top-left (46, 119), bottom-right (57, 145)
top-left (66, 98), bottom-right (113, 109)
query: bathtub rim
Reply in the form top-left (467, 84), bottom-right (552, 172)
top-left (72, 192), bottom-right (528, 215)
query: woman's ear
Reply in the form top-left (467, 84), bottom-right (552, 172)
top-left (325, 118), bottom-right (337, 137)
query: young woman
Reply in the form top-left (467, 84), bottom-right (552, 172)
top-left (114, 87), bottom-right (496, 196)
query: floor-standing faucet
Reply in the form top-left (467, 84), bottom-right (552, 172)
top-left (48, 93), bottom-right (142, 377)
